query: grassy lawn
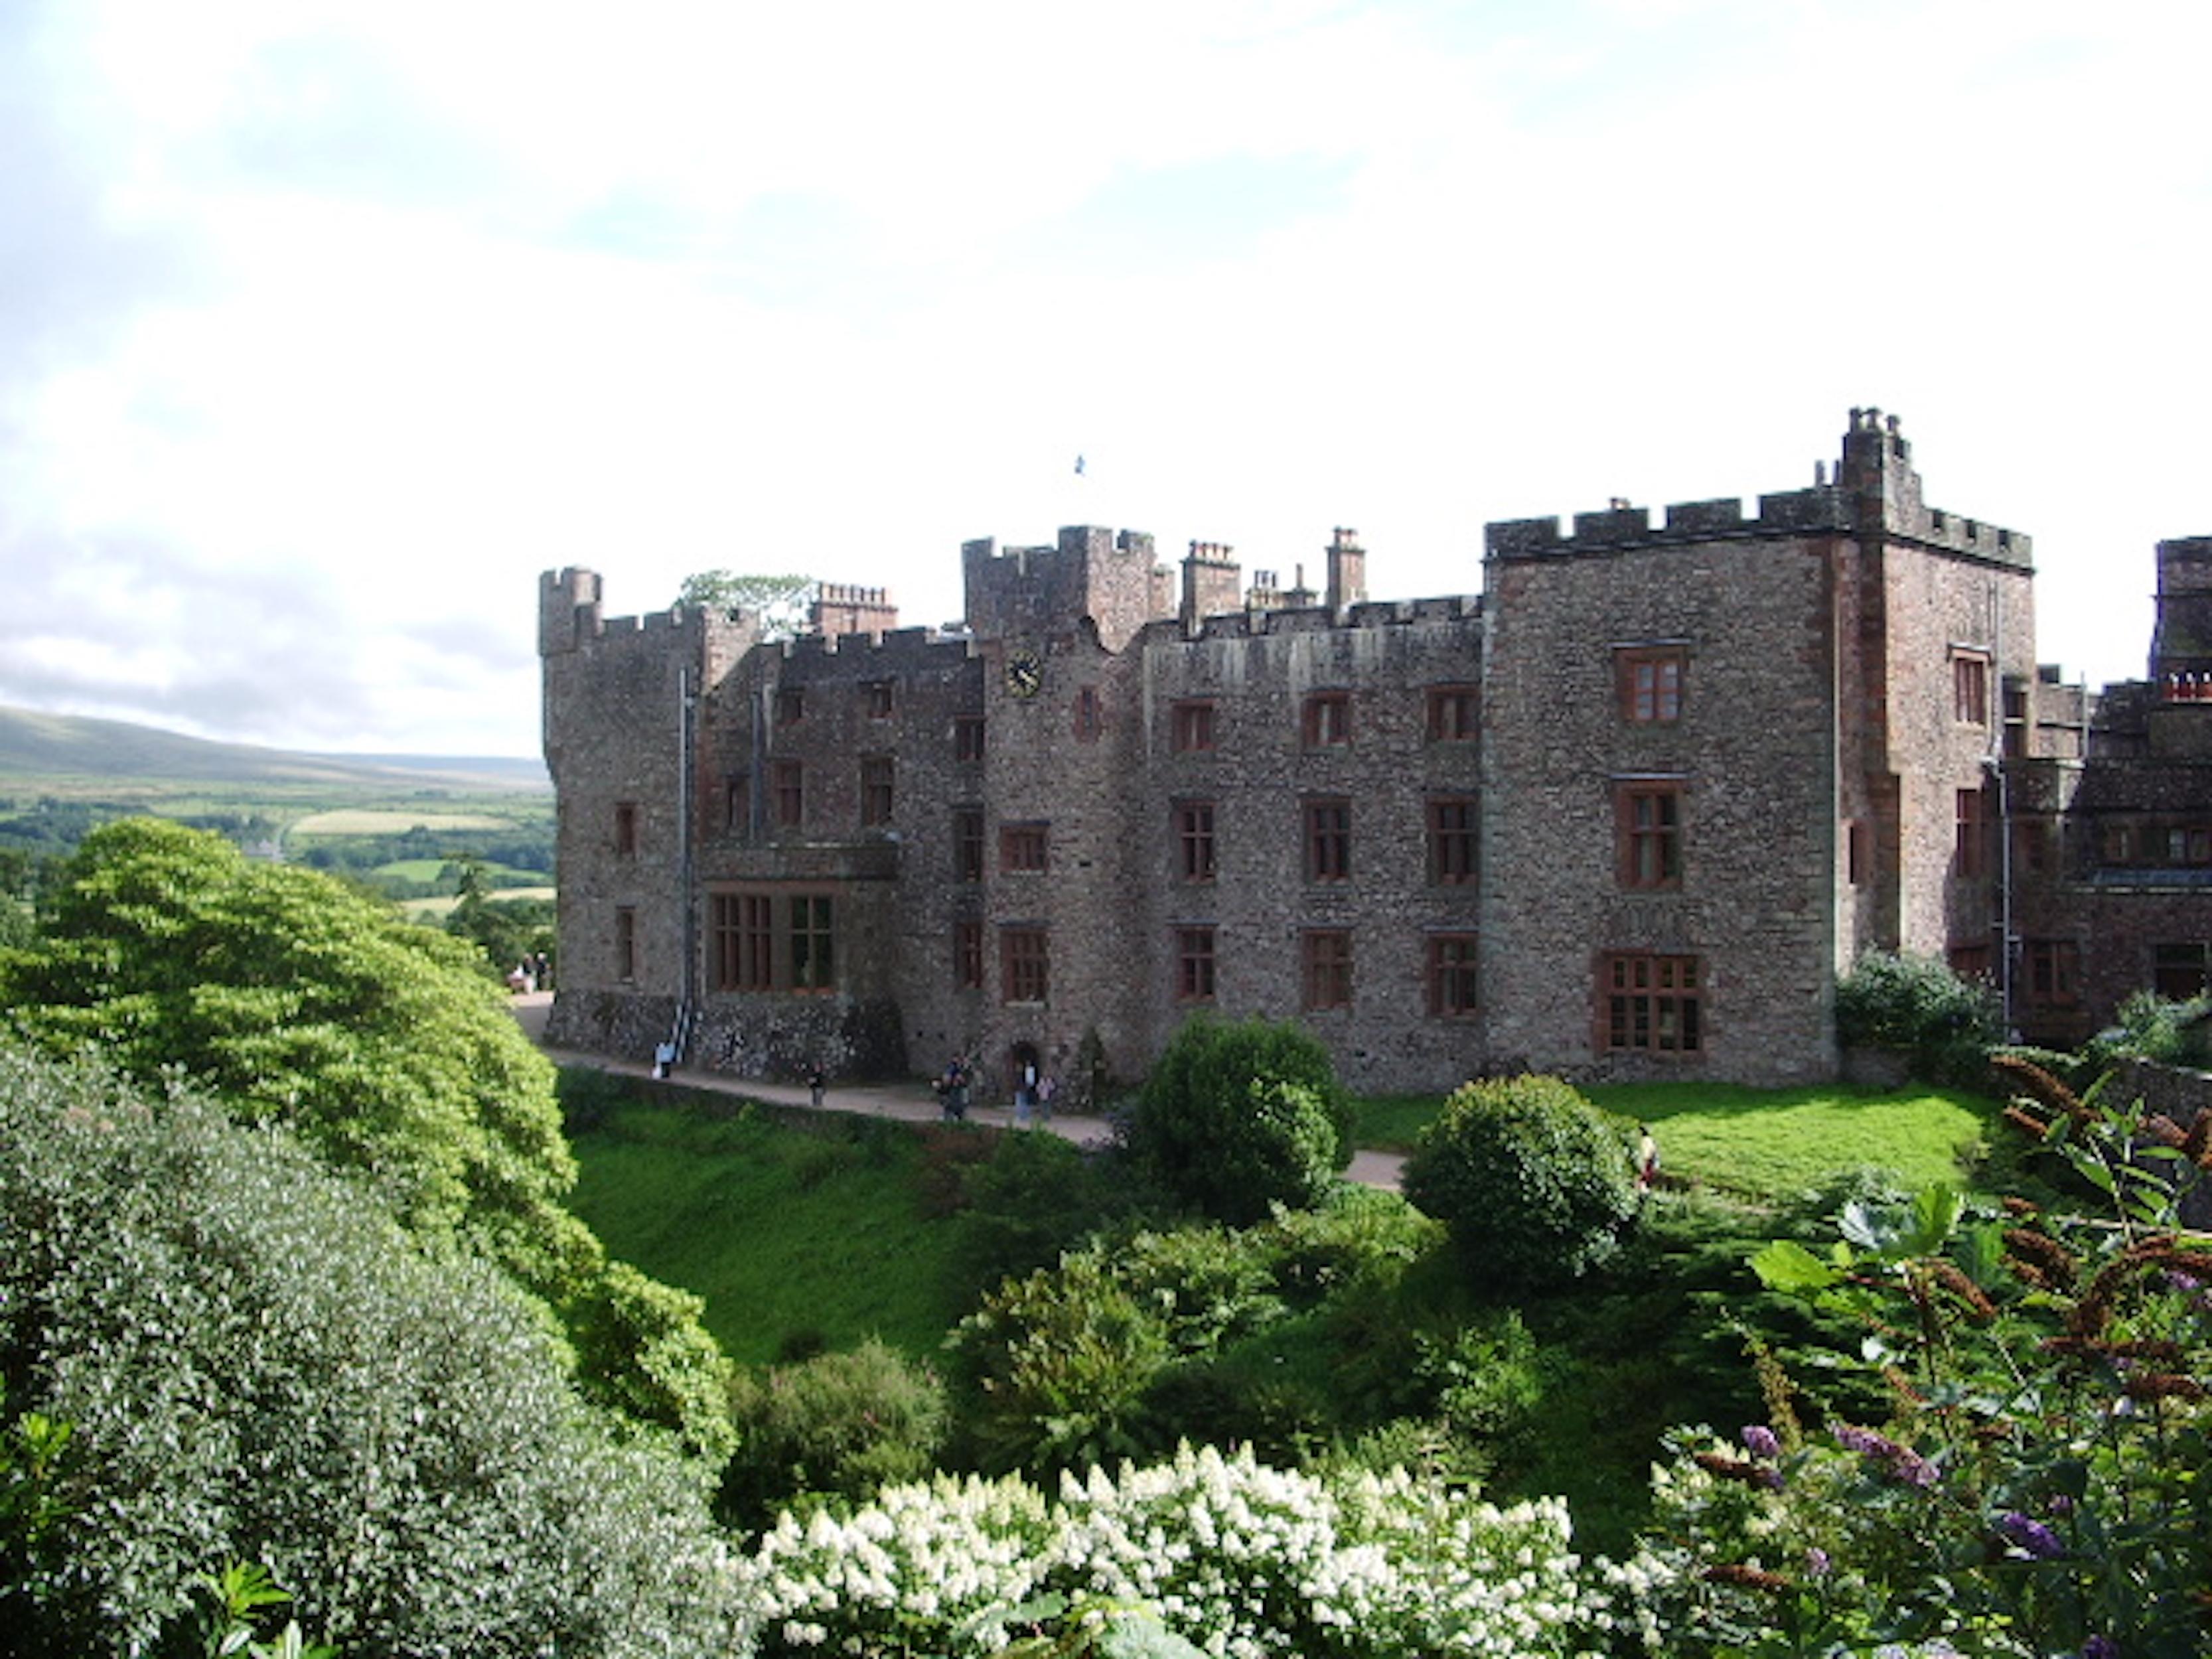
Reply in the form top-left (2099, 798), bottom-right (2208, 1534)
top-left (1357, 1081), bottom-right (1998, 1204)
top-left (567, 1096), bottom-right (969, 1365)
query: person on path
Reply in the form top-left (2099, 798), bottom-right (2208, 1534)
top-left (808, 1064), bottom-right (826, 1108)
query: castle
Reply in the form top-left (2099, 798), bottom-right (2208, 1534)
top-left (537, 409), bottom-right (2212, 1098)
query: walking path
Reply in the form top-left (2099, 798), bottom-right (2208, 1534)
top-left (509, 992), bottom-right (1404, 1190)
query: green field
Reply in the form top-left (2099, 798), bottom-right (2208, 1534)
top-left (292, 808), bottom-right (518, 835)
top-left (566, 1097), bottom-right (970, 1364)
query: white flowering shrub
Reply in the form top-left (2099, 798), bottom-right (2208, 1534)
top-left (729, 1443), bottom-right (1670, 1658)
top-left (730, 1473), bottom-right (1055, 1654)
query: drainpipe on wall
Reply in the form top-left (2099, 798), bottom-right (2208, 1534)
top-left (675, 663), bottom-right (698, 1061)
top-left (1988, 584), bottom-right (2014, 1036)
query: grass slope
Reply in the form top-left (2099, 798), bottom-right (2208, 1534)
top-left (566, 1098), bottom-right (968, 1366)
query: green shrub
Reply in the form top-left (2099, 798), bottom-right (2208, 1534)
top-left (1402, 1074), bottom-right (1640, 1291)
top-left (1832, 950), bottom-right (2001, 1083)
top-left (952, 1130), bottom-right (1153, 1294)
top-left (1122, 1013), bottom-right (1352, 1224)
top-left (1, 820), bottom-right (735, 1458)
top-left (0, 1045), bottom-right (737, 1657)
top-left (718, 1338), bottom-right (950, 1530)
top-left (947, 1191), bottom-right (1462, 1482)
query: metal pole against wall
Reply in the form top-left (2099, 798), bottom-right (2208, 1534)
top-left (677, 663), bottom-right (698, 1060)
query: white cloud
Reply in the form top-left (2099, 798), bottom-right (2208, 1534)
top-left (0, 0), bottom-right (2205, 753)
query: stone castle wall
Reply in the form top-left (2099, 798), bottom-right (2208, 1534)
top-left (537, 413), bottom-right (2212, 1094)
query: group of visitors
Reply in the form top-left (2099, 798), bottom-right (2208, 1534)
top-left (505, 952), bottom-right (552, 993)
top-left (929, 1055), bottom-right (1059, 1125)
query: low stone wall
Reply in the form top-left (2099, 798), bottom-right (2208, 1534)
top-left (543, 988), bottom-right (908, 1085)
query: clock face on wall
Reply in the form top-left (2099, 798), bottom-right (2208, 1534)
top-left (1003, 647), bottom-right (1043, 698)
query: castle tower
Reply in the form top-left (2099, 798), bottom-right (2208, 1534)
top-left (812, 583), bottom-right (899, 642)
top-left (961, 526), bottom-right (1164, 650)
top-left (2150, 536), bottom-right (2212, 688)
top-left (1325, 527), bottom-right (1366, 614)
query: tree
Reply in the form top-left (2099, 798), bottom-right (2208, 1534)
top-left (676, 570), bottom-right (816, 638)
top-left (1402, 1074), bottom-right (1640, 1292)
top-left (1121, 1013), bottom-right (1353, 1225)
top-left (0, 819), bottom-right (732, 1459)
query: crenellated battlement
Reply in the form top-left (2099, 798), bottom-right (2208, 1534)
top-left (1488, 409), bottom-right (2031, 569)
top-left (1168, 591), bottom-right (1480, 643)
top-left (962, 524), bottom-right (1169, 651)
top-left (776, 624), bottom-right (972, 671)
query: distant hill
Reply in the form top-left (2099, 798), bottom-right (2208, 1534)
top-left (0, 705), bottom-right (548, 791)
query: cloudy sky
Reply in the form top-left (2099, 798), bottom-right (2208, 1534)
top-left (3, 0), bottom-right (2207, 758)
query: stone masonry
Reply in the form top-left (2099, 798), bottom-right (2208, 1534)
top-left (539, 410), bottom-right (2212, 1097)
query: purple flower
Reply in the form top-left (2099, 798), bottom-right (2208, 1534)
top-left (1996, 1510), bottom-right (2065, 1559)
top-left (1803, 1546), bottom-right (1831, 1577)
top-left (1834, 1424), bottom-right (1939, 1488)
top-left (1741, 1424), bottom-right (1782, 1459)
top-left (2082, 1636), bottom-right (2119, 1659)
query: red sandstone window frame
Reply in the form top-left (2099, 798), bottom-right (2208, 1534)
top-left (724, 775), bottom-right (749, 835)
top-left (2023, 938), bottom-right (2080, 1007)
top-left (614, 800), bottom-right (638, 856)
top-left (1428, 796), bottom-right (1478, 885)
top-left (2166, 825), bottom-right (2212, 866)
top-left (1951, 650), bottom-right (1990, 727)
top-left (1301, 691), bottom-right (1352, 749)
top-left (955, 717), bottom-right (986, 763)
top-left (1427, 933), bottom-right (1479, 1017)
top-left (1000, 822), bottom-right (1049, 874)
top-left (774, 687), bottom-right (804, 727)
top-left (1955, 786), bottom-right (1990, 879)
top-left (1617, 646), bottom-right (1685, 724)
top-left (954, 808), bottom-right (984, 882)
top-left (954, 919), bottom-right (984, 990)
top-left (2153, 941), bottom-right (2212, 1001)
top-left (864, 680), bottom-right (895, 719)
top-left (860, 755), bottom-right (895, 827)
top-left (1846, 820), bottom-right (1870, 886)
top-left (772, 759), bottom-right (804, 828)
top-left (710, 891), bottom-right (776, 991)
top-left (1001, 926), bottom-right (1049, 1005)
top-left (2002, 682), bottom-right (2028, 758)
top-left (1175, 926), bottom-right (1217, 1003)
top-left (787, 893), bottom-right (836, 991)
top-left (1600, 952), bottom-right (1702, 1054)
top-left (1301, 929), bottom-right (1353, 1011)
top-left (1949, 942), bottom-right (1992, 983)
top-left (1172, 699), bottom-right (1217, 753)
top-left (1304, 798), bottom-right (1352, 883)
top-left (1175, 800), bottom-right (1217, 883)
top-left (1616, 782), bottom-right (1683, 890)
top-left (1426, 685), bottom-right (1480, 743)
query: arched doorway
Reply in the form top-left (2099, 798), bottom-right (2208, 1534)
top-left (1007, 1041), bottom-right (1040, 1114)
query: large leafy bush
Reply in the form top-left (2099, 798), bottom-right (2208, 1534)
top-left (0, 1045), bottom-right (737, 1656)
top-left (1402, 1074), bottom-right (1640, 1291)
top-left (1122, 1013), bottom-right (1352, 1224)
top-left (0, 818), bottom-right (733, 1459)
top-left (1832, 950), bottom-right (2001, 1083)
top-left (719, 1338), bottom-right (951, 1530)
top-left (946, 1191), bottom-right (1450, 1479)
